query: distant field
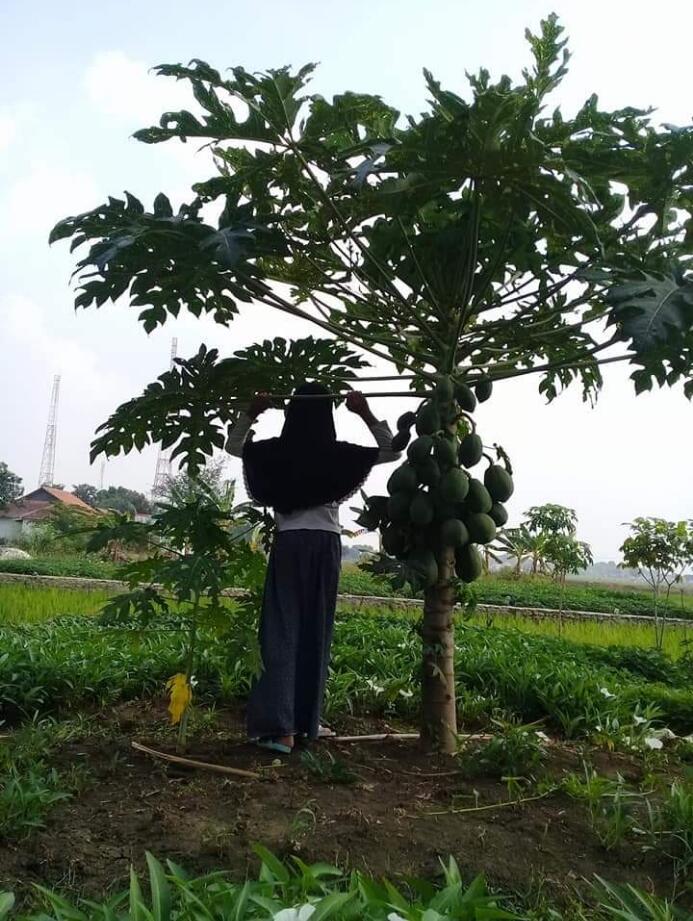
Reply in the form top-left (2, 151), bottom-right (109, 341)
top-left (1, 579), bottom-right (689, 660)
top-left (0, 583), bottom-right (114, 624)
top-left (339, 565), bottom-right (693, 620)
top-left (0, 556), bottom-right (120, 579)
top-left (3, 556), bottom-right (691, 620)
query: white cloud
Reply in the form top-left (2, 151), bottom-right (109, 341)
top-left (0, 113), bottom-right (17, 154)
top-left (0, 104), bottom-right (35, 164)
top-left (84, 50), bottom-right (192, 126)
top-left (3, 164), bottom-right (99, 236)
top-left (1, 294), bottom-right (123, 407)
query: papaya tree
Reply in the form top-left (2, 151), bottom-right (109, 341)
top-left (620, 518), bottom-right (692, 649)
top-left (50, 16), bottom-right (693, 751)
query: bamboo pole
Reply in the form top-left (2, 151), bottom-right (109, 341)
top-left (230, 391), bottom-right (427, 403)
top-left (131, 741), bottom-right (260, 779)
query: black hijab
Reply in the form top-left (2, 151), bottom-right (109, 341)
top-left (242, 383), bottom-right (379, 514)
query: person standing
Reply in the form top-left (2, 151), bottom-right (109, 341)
top-left (226, 383), bottom-right (400, 753)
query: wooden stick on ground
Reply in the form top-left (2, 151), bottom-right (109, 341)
top-left (131, 741), bottom-right (260, 780)
top-left (330, 732), bottom-right (420, 743)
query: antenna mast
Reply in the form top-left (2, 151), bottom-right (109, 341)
top-left (38, 375), bottom-right (61, 487)
top-left (152, 338), bottom-right (178, 496)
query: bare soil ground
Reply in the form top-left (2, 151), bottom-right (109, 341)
top-left (1, 699), bottom-right (687, 909)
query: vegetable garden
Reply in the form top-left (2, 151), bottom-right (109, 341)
top-left (2, 13), bottom-right (693, 920)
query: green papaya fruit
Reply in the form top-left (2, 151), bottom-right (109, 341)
top-left (475, 378), bottom-right (493, 403)
top-left (440, 517), bottom-right (470, 548)
top-left (410, 491), bottom-right (435, 526)
top-left (387, 463), bottom-right (418, 495)
top-left (458, 433), bottom-right (483, 468)
top-left (440, 468), bottom-right (470, 504)
top-left (382, 524), bottom-right (407, 558)
top-left (484, 464), bottom-right (514, 502)
top-left (390, 430), bottom-right (411, 453)
top-left (466, 512), bottom-right (497, 545)
top-left (440, 401), bottom-right (459, 425)
top-left (467, 478), bottom-right (493, 513)
top-left (489, 502), bottom-right (508, 527)
top-left (408, 549), bottom-right (439, 587)
top-left (435, 375), bottom-right (455, 402)
top-left (387, 492), bottom-right (411, 525)
top-left (454, 382), bottom-right (477, 413)
top-left (407, 435), bottom-right (433, 465)
top-left (455, 544), bottom-right (483, 583)
top-left (415, 402), bottom-right (441, 436)
top-left (397, 410), bottom-right (417, 431)
top-left (434, 436), bottom-right (458, 469)
top-left (431, 488), bottom-right (453, 521)
top-left (416, 456), bottom-right (441, 487)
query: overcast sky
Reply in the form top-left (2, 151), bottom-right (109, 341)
top-left (1, 0), bottom-right (691, 560)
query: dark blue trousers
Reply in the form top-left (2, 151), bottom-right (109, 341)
top-left (247, 529), bottom-right (341, 740)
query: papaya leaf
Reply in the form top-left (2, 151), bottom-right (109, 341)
top-left (90, 339), bottom-right (368, 474)
top-left (607, 271), bottom-right (693, 350)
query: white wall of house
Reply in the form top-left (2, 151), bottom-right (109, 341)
top-left (0, 519), bottom-right (23, 542)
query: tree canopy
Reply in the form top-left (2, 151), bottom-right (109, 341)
top-left (0, 462), bottom-right (23, 509)
top-left (73, 484), bottom-right (152, 516)
top-left (50, 15), bottom-right (693, 477)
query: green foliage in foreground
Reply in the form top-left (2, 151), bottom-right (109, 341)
top-left (1, 608), bottom-right (691, 736)
top-left (339, 566), bottom-right (693, 620)
top-left (2, 847), bottom-right (691, 921)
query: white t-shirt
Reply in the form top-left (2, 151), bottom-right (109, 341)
top-left (226, 414), bottom-right (399, 534)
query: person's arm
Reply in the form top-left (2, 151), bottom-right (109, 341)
top-left (346, 391), bottom-right (401, 465)
top-left (225, 393), bottom-right (271, 458)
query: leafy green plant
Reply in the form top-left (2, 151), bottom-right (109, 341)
top-left (591, 877), bottom-right (692, 921)
top-left (0, 765), bottom-right (72, 838)
top-left (639, 782), bottom-right (693, 890)
top-left (88, 482), bottom-right (268, 751)
top-left (562, 765), bottom-right (638, 850)
top-left (51, 15), bottom-right (693, 751)
top-left (458, 720), bottom-right (545, 779)
top-left (0, 849), bottom-right (522, 921)
top-left (2, 608), bottom-right (692, 738)
top-left (300, 749), bottom-right (358, 785)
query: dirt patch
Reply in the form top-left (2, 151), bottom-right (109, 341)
top-left (1, 700), bottom-right (687, 908)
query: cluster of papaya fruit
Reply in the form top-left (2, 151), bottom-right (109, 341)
top-left (358, 374), bottom-right (513, 589)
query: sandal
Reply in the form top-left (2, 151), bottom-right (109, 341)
top-left (253, 738), bottom-right (294, 755)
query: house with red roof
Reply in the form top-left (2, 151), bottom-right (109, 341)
top-left (0, 486), bottom-right (96, 543)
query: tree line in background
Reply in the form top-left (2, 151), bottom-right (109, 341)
top-left (0, 462), bottom-right (23, 508)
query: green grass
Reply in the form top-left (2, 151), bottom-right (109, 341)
top-left (0, 584), bottom-right (114, 624)
top-left (2, 556), bottom-right (691, 620)
top-left (0, 556), bottom-right (120, 580)
top-left (467, 609), bottom-right (691, 659)
top-left (339, 565), bottom-right (693, 620)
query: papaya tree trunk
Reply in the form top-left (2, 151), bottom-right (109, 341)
top-left (420, 546), bottom-right (458, 753)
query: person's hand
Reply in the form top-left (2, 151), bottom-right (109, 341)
top-left (248, 392), bottom-right (272, 420)
top-left (346, 390), bottom-right (369, 417)
top-left (346, 390), bottom-right (377, 426)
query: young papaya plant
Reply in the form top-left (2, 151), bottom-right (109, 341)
top-left (51, 16), bottom-right (693, 751)
top-left (88, 481), bottom-right (267, 751)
